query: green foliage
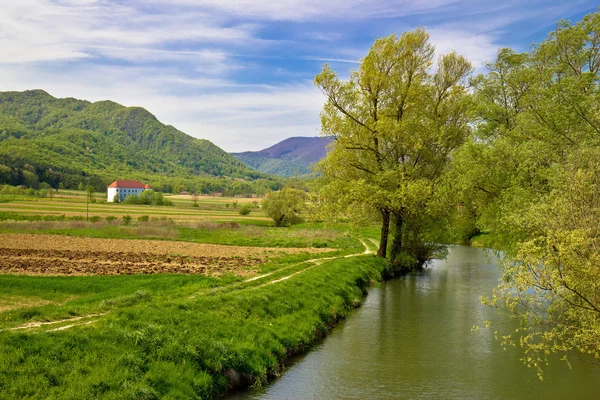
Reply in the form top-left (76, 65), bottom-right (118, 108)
top-left (122, 190), bottom-right (172, 206)
top-left (106, 215), bottom-right (117, 224)
top-left (89, 216), bottom-right (102, 223)
top-left (456, 10), bottom-right (600, 375)
top-left (122, 215), bottom-right (132, 225)
top-left (262, 188), bottom-right (308, 227)
top-left (314, 28), bottom-right (472, 263)
top-left (239, 204), bottom-right (252, 215)
top-left (138, 215), bottom-right (149, 222)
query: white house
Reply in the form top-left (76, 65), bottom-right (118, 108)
top-left (107, 180), bottom-right (151, 202)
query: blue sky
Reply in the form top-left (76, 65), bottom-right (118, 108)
top-left (0, 1), bottom-right (597, 152)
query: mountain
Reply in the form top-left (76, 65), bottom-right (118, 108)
top-left (231, 136), bottom-right (333, 177)
top-left (0, 90), bottom-right (269, 191)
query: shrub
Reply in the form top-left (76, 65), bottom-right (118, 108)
top-left (122, 215), bottom-right (132, 225)
top-left (106, 216), bottom-right (117, 224)
top-left (122, 190), bottom-right (171, 206)
top-left (218, 221), bottom-right (240, 229)
top-left (138, 215), bottom-right (149, 222)
top-left (239, 204), bottom-right (251, 216)
top-left (89, 216), bottom-right (102, 223)
top-left (262, 188), bottom-right (307, 227)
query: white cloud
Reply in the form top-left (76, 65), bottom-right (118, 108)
top-left (0, 0), bottom-right (597, 155)
top-left (0, 63), bottom-right (324, 152)
top-left (162, 0), bottom-right (458, 21)
top-left (428, 29), bottom-right (499, 69)
top-left (0, 0), bottom-right (259, 64)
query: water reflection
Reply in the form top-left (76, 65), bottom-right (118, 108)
top-left (232, 246), bottom-right (600, 399)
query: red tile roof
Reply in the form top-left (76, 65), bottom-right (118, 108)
top-left (108, 180), bottom-right (147, 189)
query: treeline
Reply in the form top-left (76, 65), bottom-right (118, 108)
top-left (0, 154), bottom-right (285, 196)
top-left (314, 10), bottom-right (600, 373)
top-left (0, 183), bottom-right (55, 199)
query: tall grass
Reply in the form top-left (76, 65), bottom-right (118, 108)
top-left (0, 256), bottom-right (385, 398)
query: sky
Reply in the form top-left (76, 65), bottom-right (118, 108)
top-left (0, 1), bottom-right (597, 152)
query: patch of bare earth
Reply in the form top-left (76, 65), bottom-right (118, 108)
top-left (0, 234), bottom-right (333, 276)
top-left (0, 296), bottom-right (52, 313)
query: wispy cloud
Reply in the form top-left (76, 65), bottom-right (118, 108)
top-left (0, 0), bottom-right (597, 152)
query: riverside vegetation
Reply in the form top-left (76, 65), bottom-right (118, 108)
top-left (1, 9), bottom-right (600, 398)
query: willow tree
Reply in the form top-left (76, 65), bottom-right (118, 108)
top-left (456, 10), bottom-right (600, 374)
top-left (314, 29), bottom-right (472, 266)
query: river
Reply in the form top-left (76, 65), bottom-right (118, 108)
top-left (231, 245), bottom-right (600, 399)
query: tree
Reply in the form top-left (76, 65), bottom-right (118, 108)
top-left (262, 188), bottom-right (307, 227)
top-left (460, 11), bottom-right (600, 374)
top-left (314, 29), bottom-right (472, 267)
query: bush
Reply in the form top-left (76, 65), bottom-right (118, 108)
top-left (138, 215), bottom-right (149, 222)
top-left (262, 188), bottom-right (307, 227)
top-left (89, 216), bottom-right (102, 223)
top-left (122, 190), bottom-right (172, 206)
top-left (106, 216), bottom-right (117, 224)
top-left (122, 215), bottom-right (132, 225)
top-left (239, 204), bottom-right (252, 216)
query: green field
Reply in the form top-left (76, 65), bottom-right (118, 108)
top-left (0, 194), bottom-right (385, 398)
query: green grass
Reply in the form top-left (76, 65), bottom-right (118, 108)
top-left (0, 256), bottom-right (385, 399)
top-left (0, 216), bottom-right (364, 250)
top-left (0, 195), bottom-right (386, 397)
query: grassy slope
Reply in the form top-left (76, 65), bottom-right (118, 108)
top-left (0, 256), bottom-right (384, 399)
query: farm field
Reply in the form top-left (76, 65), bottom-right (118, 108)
top-left (0, 192), bottom-right (384, 398)
top-left (0, 192), bottom-right (269, 222)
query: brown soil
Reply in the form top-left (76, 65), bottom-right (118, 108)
top-left (0, 234), bottom-right (331, 276)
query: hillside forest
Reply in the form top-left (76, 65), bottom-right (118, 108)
top-left (0, 90), bottom-right (283, 196)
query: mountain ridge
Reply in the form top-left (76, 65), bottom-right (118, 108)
top-left (231, 136), bottom-right (333, 177)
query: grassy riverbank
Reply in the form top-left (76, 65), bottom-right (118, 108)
top-left (0, 255), bottom-right (385, 399)
top-left (0, 196), bottom-right (386, 398)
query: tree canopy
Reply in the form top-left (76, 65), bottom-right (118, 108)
top-left (453, 11), bottom-right (600, 376)
top-left (314, 29), bottom-right (472, 268)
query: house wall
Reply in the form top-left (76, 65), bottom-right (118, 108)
top-left (107, 187), bottom-right (147, 202)
top-left (107, 187), bottom-right (118, 202)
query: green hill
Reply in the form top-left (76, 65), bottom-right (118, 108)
top-left (0, 90), bottom-right (274, 193)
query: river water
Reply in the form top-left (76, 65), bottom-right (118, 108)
top-left (232, 246), bottom-right (600, 399)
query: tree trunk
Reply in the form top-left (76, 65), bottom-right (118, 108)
top-left (389, 211), bottom-right (403, 263)
top-left (377, 208), bottom-right (390, 258)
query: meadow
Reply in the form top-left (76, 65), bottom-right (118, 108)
top-left (0, 191), bottom-right (385, 399)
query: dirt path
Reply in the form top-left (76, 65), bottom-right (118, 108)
top-left (5, 238), bottom-right (376, 332)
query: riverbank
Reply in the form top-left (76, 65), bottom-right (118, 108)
top-left (0, 252), bottom-right (386, 398)
top-left (232, 246), bottom-right (600, 400)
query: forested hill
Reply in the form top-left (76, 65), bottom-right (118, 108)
top-left (231, 136), bottom-right (333, 177)
top-left (0, 90), bottom-right (268, 191)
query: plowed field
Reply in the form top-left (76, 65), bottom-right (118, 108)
top-left (0, 234), bottom-right (332, 276)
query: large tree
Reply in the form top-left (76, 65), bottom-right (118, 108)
top-left (457, 11), bottom-right (600, 374)
top-left (314, 29), bottom-right (472, 267)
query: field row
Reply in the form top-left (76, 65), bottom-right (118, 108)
top-left (0, 234), bottom-right (333, 277)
